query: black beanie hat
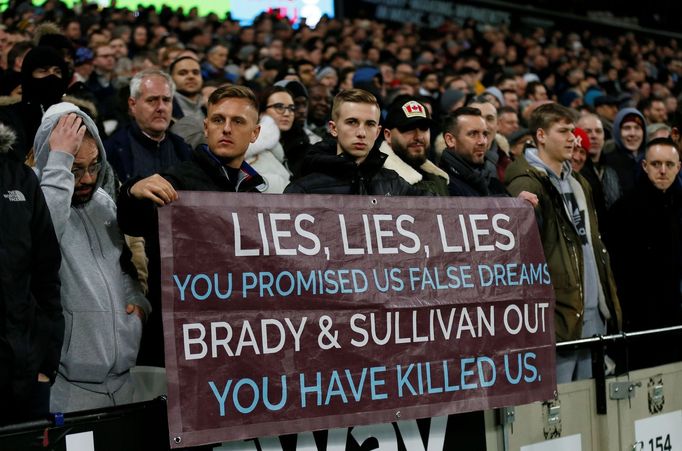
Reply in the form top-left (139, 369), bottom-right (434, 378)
top-left (20, 46), bottom-right (69, 106)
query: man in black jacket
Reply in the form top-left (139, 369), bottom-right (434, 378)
top-left (608, 137), bottom-right (682, 369)
top-left (0, 124), bottom-right (63, 424)
top-left (104, 69), bottom-right (192, 184)
top-left (117, 85), bottom-right (265, 366)
top-left (285, 89), bottom-right (423, 196)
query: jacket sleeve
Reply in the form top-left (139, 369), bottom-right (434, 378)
top-left (506, 175), bottom-right (545, 230)
top-left (283, 181), bottom-right (306, 194)
top-left (39, 151), bottom-right (75, 240)
top-left (123, 272), bottom-right (152, 320)
top-left (29, 172), bottom-right (64, 382)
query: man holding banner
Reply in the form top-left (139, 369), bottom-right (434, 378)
top-left (505, 102), bottom-right (621, 383)
top-left (117, 85), bottom-right (266, 365)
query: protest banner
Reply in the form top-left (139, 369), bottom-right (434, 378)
top-left (159, 193), bottom-right (556, 448)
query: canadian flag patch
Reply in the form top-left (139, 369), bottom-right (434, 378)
top-left (402, 101), bottom-right (426, 118)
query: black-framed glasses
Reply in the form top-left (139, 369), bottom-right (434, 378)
top-left (71, 161), bottom-right (102, 180)
top-left (266, 103), bottom-right (296, 114)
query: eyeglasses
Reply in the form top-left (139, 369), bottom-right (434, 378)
top-left (71, 162), bottom-right (102, 180)
top-left (267, 103), bottom-right (296, 114)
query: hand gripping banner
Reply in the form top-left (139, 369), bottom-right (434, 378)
top-left (159, 192), bottom-right (556, 448)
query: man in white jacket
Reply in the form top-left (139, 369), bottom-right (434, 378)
top-left (33, 103), bottom-right (151, 412)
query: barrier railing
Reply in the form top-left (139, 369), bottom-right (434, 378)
top-left (2, 326), bottom-right (681, 450)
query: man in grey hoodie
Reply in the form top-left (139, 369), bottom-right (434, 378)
top-left (505, 103), bottom-right (621, 383)
top-left (33, 102), bottom-right (151, 412)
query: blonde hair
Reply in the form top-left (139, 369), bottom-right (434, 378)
top-left (331, 88), bottom-right (379, 121)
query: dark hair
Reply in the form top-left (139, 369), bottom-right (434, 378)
top-left (7, 41), bottom-right (34, 70)
top-left (525, 81), bottom-right (547, 98)
top-left (442, 106), bottom-right (483, 135)
top-left (529, 103), bottom-right (576, 137)
top-left (637, 95), bottom-right (665, 112)
top-left (169, 55), bottom-right (200, 74)
top-left (498, 105), bottom-right (517, 116)
top-left (258, 85), bottom-right (293, 113)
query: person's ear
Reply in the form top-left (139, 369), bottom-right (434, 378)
top-left (444, 132), bottom-right (456, 148)
top-left (328, 120), bottom-right (338, 137)
top-left (250, 124), bottom-right (261, 143)
top-left (536, 128), bottom-right (546, 146)
top-left (383, 128), bottom-right (392, 142)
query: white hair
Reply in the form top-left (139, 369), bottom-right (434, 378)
top-left (129, 69), bottom-right (176, 99)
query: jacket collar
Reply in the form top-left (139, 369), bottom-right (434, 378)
top-left (195, 144), bottom-right (267, 192)
top-left (379, 141), bottom-right (449, 185)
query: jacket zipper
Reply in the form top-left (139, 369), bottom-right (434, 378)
top-left (75, 208), bottom-right (118, 378)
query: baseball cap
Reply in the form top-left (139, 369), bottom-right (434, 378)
top-left (384, 97), bottom-right (434, 131)
top-left (573, 127), bottom-right (591, 151)
top-left (508, 128), bottom-right (533, 146)
top-left (74, 47), bottom-right (94, 66)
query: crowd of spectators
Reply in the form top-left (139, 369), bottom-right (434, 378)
top-left (1, 0), bottom-right (681, 425)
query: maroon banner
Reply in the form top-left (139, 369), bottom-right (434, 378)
top-left (159, 193), bottom-right (556, 448)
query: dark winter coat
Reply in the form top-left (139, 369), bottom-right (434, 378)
top-left (105, 121), bottom-right (192, 184)
top-left (284, 139), bottom-right (425, 196)
top-left (0, 125), bottom-right (63, 400)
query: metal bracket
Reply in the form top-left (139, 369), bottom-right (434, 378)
top-left (609, 381), bottom-right (642, 400)
top-left (499, 406), bottom-right (515, 426)
top-left (542, 400), bottom-right (562, 439)
top-left (648, 375), bottom-right (664, 414)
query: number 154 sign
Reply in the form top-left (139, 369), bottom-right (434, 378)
top-left (635, 410), bottom-right (682, 451)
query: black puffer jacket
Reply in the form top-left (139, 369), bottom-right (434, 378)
top-left (0, 125), bottom-right (63, 398)
top-left (284, 138), bottom-right (425, 196)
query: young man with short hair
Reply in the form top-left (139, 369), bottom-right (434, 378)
top-left (285, 89), bottom-right (423, 195)
top-left (505, 102), bottom-right (621, 383)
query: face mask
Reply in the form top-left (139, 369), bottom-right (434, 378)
top-left (23, 74), bottom-right (66, 108)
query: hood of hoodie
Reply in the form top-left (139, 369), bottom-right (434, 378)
top-left (612, 107), bottom-right (647, 154)
top-left (524, 147), bottom-right (572, 182)
top-left (33, 102), bottom-right (106, 192)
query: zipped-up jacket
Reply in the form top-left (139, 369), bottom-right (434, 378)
top-left (0, 124), bottom-right (63, 398)
top-left (33, 103), bottom-right (150, 410)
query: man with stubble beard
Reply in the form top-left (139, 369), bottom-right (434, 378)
top-left (169, 56), bottom-right (207, 148)
top-left (32, 103), bottom-right (150, 411)
top-left (379, 96), bottom-right (449, 195)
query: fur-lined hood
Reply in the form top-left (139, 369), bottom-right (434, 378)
top-left (0, 123), bottom-right (17, 154)
top-left (379, 140), bottom-right (449, 185)
top-left (246, 114), bottom-right (283, 161)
